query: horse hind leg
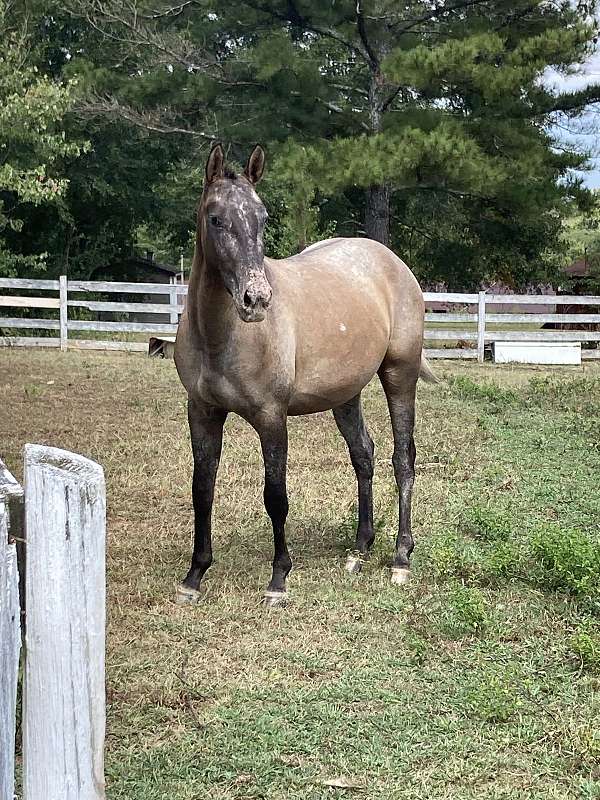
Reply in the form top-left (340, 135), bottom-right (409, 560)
top-left (332, 394), bottom-right (375, 574)
top-left (378, 361), bottom-right (418, 586)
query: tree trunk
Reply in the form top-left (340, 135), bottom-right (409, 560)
top-left (364, 66), bottom-right (390, 246)
top-left (365, 184), bottom-right (390, 244)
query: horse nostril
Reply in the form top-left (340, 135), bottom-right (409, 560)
top-left (243, 290), bottom-right (253, 308)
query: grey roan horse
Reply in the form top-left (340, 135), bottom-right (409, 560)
top-left (174, 143), bottom-right (436, 606)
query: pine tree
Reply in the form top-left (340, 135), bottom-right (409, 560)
top-left (50, 1), bottom-right (600, 285)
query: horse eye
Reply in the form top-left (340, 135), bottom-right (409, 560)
top-left (210, 215), bottom-right (222, 227)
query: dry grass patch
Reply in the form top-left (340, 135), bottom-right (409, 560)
top-left (1, 350), bottom-right (599, 800)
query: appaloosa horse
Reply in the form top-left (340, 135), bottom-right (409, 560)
top-left (174, 143), bottom-right (436, 606)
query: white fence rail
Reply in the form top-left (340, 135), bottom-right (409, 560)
top-left (0, 277), bottom-right (185, 353)
top-left (0, 447), bottom-right (106, 800)
top-left (423, 289), bottom-right (600, 361)
top-left (1, 278), bottom-right (599, 360)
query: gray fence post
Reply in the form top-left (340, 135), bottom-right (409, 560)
top-left (477, 291), bottom-right (486, 363)
top-left (169, 283), bottom-right (178, 325)
top-left (0, 498), bottom-right (21, 800)
top-left (23, 444), bottom-right (106, 800)
top-left (59, 275), bottom-right (68, 351)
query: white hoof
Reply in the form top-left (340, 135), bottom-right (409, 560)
top-left (391, 567), bottom-right (411, 586)
top-left (264, 590), bottom-right (287, 608)
top-left (175, 584), bottom-right (201, 604)
top-left (345, 554), bottom-right (364, 575)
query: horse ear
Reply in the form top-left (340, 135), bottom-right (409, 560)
top-left (244, 144), bottom-right (265, 185)
top-left (205, 143), bottom-right (224, 184)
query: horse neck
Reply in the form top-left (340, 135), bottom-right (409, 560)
top-left (186, 235), bottom-right (234, 339)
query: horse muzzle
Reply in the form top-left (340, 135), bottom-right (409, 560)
top-left (236, 273), bottom-right (272, 323)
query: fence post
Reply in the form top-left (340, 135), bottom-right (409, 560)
top-left (477, 291), bottom-right (486, 363)
top-left (0, 459), bottom-right (25, 617)
top-left (59, 274), bottom-right (68, 351)
top-left (23, 444), bottom-right (106, 800)
top-left (0, 499), bottom-right (21, 800)
top-left (169, 282), bottom-right (178, 325)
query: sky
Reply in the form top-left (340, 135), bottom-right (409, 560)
top-left (546, 44), bottom-right (600, 189)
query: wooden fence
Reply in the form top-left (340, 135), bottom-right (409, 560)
top-left (1, 278), bottom-right (600, 360)
top-left (424, 290), bottom-right (600, 362)
top-left (0, 277), bottom-right (185, 353)
top-left (0, 447), bottom-right (106, 800)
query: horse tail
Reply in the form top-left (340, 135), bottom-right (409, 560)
top-left (419, 353), bottom-right (440, 384)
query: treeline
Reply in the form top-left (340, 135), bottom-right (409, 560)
top-left (1, 0), bottom-right (599, 289)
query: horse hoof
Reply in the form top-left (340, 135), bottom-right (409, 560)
top-left (391, 568), bottom-right (411, 586)
top-left (263, 590), bottom-right (287, 608)
top-left (175, 584), bottom-right (201, 604)
top-left (345, 554), bottom-right (363, 575)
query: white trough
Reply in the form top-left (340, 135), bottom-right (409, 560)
top-left (492, 341), bottom-right (581, 365)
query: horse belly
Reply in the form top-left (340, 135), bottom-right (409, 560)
top-left (288, 319), bottom-right (389, 415)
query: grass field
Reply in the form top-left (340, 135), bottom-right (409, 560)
top-left (1, 350), bottom-right (600, 800)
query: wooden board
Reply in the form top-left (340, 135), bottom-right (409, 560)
top-left (67, 320), bottom-right (178, 334)
top-left (486, 313), bottom-right (600, 324)
top-left (425, 348), bottom-right (477, 359)
top-left (423, 292), bottom-right (479, 303)
top-left (486, 294), bottom-right (600, 306)
top-left (0, 279), bottom-right (59, 290)
top-left (0, 459), bottom-right (25, 633)
top-left (68, 300), bottom-right (181, 315)
top-left (68, 280), bottom-right (186, 295)
top-left (425, 313), bottom-right (477, 323)
top-left (68, 339), bottom-right (148, 352)
top-left (486, 330), bottom-right (600, 342)
top-left (424, 330), bottom-right (478, 341)
top-left (0, 510), bottom-right (20, 800)
top-left (23, 445), bottom-right (106, 800)
top-left (0, 337), bottom-right (149, 352)
top-left (0, 318), bottom-right (59, 330)
top-left (0, 296), bottom-right (60, 309)
top-left (0, 336), bottom-right (60, 348)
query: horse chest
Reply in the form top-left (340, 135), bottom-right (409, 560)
top-left (191, 356), bottom-right (274, 414)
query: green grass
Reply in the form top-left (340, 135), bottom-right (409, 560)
top-left (1, 352), bottom-right (599, 799)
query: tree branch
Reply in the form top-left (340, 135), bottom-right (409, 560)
top-left (355, 0), bottom-right (379, 70)
top-left (141, 1), bottom-right (198, 20)
top-left (76, 95), bottom-right (218, 140)
top-left (392, 0), bottom-right (495, 35)
top-left (381, 85), bottom-right (402, 112)
top-left (240, 0), bottom-right (366, 62)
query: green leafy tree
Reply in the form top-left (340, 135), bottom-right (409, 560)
top-left (0, 0), bottom-right (84, 276)
top-left (2, 1), bottom-right (190, 279)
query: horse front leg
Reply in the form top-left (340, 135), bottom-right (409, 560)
top-left (176, 398), bottom-right (227, 604)
top-left (255, 414), bottom-right (291, 606)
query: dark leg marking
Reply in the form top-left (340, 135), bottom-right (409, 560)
top-left (256, 416), bottom-right (291, 605)
top-left (332, 394), bottom-right (375, 574)
top-left (177, 400), bottom-right (227, 603)
top-left (379, 365), bottom-right (418, 585)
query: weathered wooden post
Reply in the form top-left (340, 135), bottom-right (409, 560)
top-left (0, 498), bottom-right (21, 800)
top-left (477, 291), bottom-right (486, 364)
top-left (169, 282), bottom-right (178, 326)
top-left (0, 458), bottom-right (24, 616)
top-left (23, 445), bottom-right (106, 800)
top-left (59, 275), bottom-right (68, 351)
